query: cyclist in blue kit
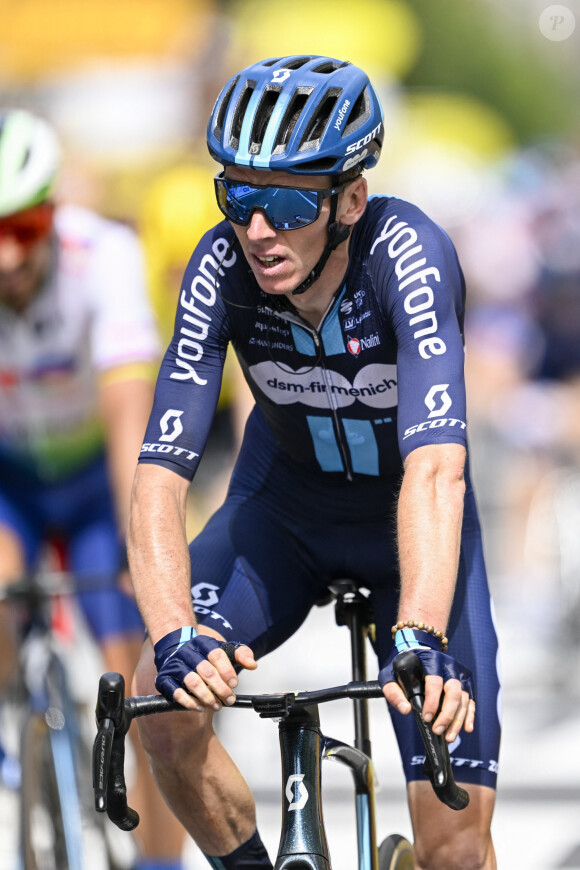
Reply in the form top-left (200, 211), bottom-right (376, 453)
top-left (128, 56), bottom-right (500, 870)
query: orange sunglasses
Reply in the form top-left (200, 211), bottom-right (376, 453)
top-left (0, 202), bottom-right (55, 247)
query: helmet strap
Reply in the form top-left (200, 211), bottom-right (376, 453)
top-left (291, 193), bottom-right (350, 296)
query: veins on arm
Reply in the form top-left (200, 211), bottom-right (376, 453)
top-left (128, 463), bottom-right (194, 644)
top-left (396, 443), bottom-right (466, 631)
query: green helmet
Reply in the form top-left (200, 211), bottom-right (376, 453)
top-left (0, 109), bottom-right (60, 217)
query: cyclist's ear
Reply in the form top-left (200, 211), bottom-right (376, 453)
top-left (338, 175), bottom-right (368, 227)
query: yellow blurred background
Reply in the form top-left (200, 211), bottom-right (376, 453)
top-left (3, 4), bottom-right (580, 867)
top-left (2, 0), bottom-right (580, 600)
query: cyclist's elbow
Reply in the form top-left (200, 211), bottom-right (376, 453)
top-left (130, 463), bottom-right (188, 522)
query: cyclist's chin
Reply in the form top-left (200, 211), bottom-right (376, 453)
top-left (0, 269), bottom-right (39, 311)
top-left (252, 266), bottom-right (311, 297)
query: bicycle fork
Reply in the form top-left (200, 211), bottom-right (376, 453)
top-left (276, 705), bottom-right (378, 870)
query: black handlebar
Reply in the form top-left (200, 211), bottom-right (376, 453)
top-left (93, 651), bottom-right (469, 830)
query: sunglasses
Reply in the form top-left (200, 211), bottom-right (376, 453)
top-left (0, 202), bottom-right (55, 247)
top-left (214, 173), bottom-right (347, 231)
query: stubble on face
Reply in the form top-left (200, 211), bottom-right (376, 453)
top-left (0, 239), bottom-right (52, 313)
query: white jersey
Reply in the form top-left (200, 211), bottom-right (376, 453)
top-left (0, 204), bottom-right (160, 481)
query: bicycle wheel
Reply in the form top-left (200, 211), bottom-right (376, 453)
top-left (19, 711), bottom-right (84, 870)
top-left (378, 834), bottom-right (414, 870)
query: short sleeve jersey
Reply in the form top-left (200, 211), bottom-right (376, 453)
top-left (0, 204), bottom-right (160, 481)
top-left (140, 196), bottom-right (467, 483)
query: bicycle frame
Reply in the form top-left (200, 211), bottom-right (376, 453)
top-left (257, 587), bottom-right (380, 869)
top-left (331, 585), bottom-right (378, 870)
top-left (21, 624), bottom-right (86, 869)
top-left (93, 584), bottom-right (469, 870)
top-left (1, 573), bottom-right (115, 870)
top-left (268, 701), bottom-right (378, 870)
top-left (277, 704), bottom-right (330, 870)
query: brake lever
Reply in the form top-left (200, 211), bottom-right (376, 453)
top-left (393, 650), bottom-right (469, 810)
top-left (93, 671), bottom-right (140, 829)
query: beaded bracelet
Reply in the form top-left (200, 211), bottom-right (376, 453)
top-left (391, 619), bottom-right (448, 652)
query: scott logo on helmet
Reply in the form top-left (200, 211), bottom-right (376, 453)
top-left (345, 122), bottom-right (382, 155)
top-left (271, 69), bottom-right (291, 84)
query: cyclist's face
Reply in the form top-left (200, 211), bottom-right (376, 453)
top-left (224, 167), bottom-right (335, 297)
top-left (0, 205), bottom-right (54, 312)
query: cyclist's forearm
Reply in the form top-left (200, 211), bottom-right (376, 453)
top-left (396, 443), bottom-right (466, 632)
top-left (128, 463), bottom-right (195, 644)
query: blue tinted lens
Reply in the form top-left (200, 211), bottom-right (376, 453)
top-left (215, 178), bottom-right (322, 230)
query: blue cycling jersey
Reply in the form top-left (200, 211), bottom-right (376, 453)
top-left (139, 194), bottom-right (501, 788)
top-left (140, 196), bottom-right (467, 482)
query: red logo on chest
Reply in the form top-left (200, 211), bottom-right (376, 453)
top-left (347, 337), bottom-right (361, 356)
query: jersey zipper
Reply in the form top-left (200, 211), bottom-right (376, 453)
top-left (314, 329), bottom-right (354, 482)
top-left (273, 305), bottom-right (354, 482)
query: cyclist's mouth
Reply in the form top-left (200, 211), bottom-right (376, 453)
top-left (253, 254), bottom-right (285, 273)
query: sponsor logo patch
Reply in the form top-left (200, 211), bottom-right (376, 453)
top-left (158, 409), bottom-right (184, 442)
top-left (249, 361), bottom-right (397, 409)
top-left (424, 385), bottom-right (452, 418)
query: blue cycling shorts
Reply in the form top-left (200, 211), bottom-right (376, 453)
top-left (188, 412), bottom-right (501, 789)
top-left (0, 454), bottom-right (143, 642)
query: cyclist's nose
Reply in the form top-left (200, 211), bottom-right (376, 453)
top-left (247, 209), bottom-right (276, 240)
top-left (0, 236), bottom-right (27, 271)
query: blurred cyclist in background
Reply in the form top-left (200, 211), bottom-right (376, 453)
top-left (129, 55), bottom-right (500, 870)
top-left (0, 109), bottom-right (184, 870)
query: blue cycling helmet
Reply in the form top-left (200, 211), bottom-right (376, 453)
top-left (207, 55), bottom-right (384, 176)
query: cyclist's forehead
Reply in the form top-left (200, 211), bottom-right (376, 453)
top-left (223, 166), bottom-right (332, 190)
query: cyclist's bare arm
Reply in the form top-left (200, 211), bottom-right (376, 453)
top-left (384, 442), bottom-right (475, 741)
top-left (127, 463), bottom-right (256, 711)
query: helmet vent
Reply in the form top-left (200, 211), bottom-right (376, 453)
top-left (294, 156), bottom-right (337, 172)
top-left (214, 76), bottom-right (238, 142)
top-left (250, 87), bottom-right (282, 154)
top-left (230, 80), bottom-right (256, 149)
top-left (298, 88), bottom-right (342, 152)
top-left (284, 56), bottom-right (314, 70)
top-left (342, 88), bottom-right (371, 137)
top-left (312, 60), bottom-right (349, 74)
top-left (20, 146), bottom-right (31, 171)
top-left (272, 88), bottom-right (313, 154)
top-left (262, 58), bottom-right (282, 67)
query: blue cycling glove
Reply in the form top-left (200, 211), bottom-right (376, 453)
top-left (378, 628), bottom-right (474, 699)
top-left (154, 627), bottom-right (243, 701)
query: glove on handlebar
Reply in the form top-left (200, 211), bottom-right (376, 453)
top-left (378, 645), bottom-right (475, 699)
top-left (154, 627), bottom-right (243, 701)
